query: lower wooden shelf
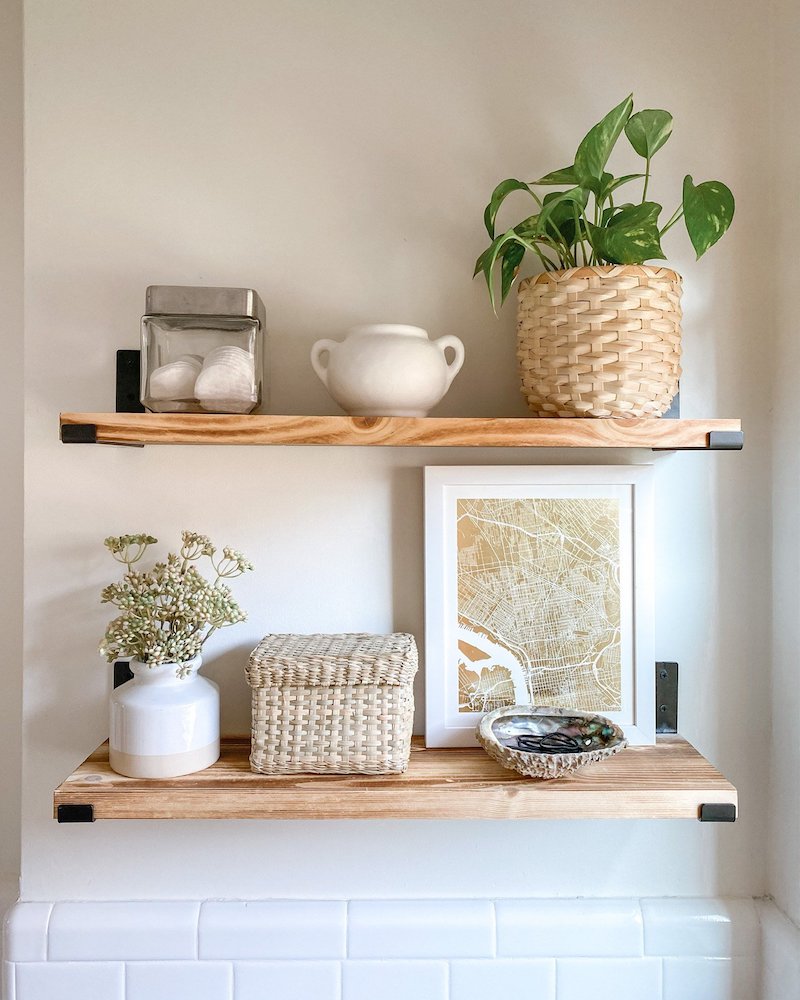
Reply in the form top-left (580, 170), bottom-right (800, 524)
top-left (54, 736), bottom-right (737, 822)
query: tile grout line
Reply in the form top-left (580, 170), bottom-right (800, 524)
top-left (639, 897), bottom-right (648, 958)
top-left (43, 902), bottom-right (54, 962)
top-left (195, 900), bottom-right (202, 962)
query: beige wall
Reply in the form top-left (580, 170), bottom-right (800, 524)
top-left (22, 0), bottom-right (771, 899)
top-left (769, 0), bottom-right (800, 926)
top-left (0, 0), bottom-right (23, 915)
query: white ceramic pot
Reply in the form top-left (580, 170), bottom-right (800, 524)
top-left (310, 324), bottom-right (465, 417)
top-left (109, 656), bottom-right (220, 778)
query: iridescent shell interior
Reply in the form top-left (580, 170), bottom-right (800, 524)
top-left (491, 713), bottom-right (625, 756)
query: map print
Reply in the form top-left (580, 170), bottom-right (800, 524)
top-left (456, 496), bottom-right (622, 713)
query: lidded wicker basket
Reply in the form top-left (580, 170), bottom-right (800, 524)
top-left (517, 264), bottom-right (682, 418)
top-left (246, 632), bottom-right (418, 775)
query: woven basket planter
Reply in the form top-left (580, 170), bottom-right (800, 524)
top-left (517, 264), bottom-right (682, 418)
top-left (246, 632), bottom-right (418, 775)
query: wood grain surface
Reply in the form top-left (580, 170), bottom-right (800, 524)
top-left (53, 736), bottom-right (737, 821)
top-left (59, 413), bottom-right (742, 449)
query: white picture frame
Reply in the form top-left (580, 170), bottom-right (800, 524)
top-left (424, 466), bottom-right (655, 747)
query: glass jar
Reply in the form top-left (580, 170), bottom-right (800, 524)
top-left (140, 285), bottom-right (267, 413)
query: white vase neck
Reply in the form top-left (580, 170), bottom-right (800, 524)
top-left (129, 656), bottom-right (202, 682)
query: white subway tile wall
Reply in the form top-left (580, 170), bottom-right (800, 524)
top-left (342, 960), bottom-right (448, 1000)
top-left (557, 957), bottom-right (662, 1000)
top-left (126, 961), bottom-right (233, 1000)
top-left (662, 957), bottom-right (759, 1000)
top-left (199, 901), bottom-right (347, 960)
top-left (759, 899), bottom-right (800, 1000)
top-left (2, 962), bottom-right (14, 1000)
top-left (348, 900), bottom-right (494, 958)
top-left (48, 901), bottom-right (200, 961)
top-left (641, 898), bottom-right (759, 957)
top-left (449, 958), bottom-right (555, 999)
top-left (1, 897), bottom-right (774, 1000)
top-left (15, 961), bottom-right (125, 1000)
top-left (496, 898), bottom-right (643, 957)
top-left (1, 906), bottom-right (50, 964)
top-left (234, 961), bottom-right (341, 1000)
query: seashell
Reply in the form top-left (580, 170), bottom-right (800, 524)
top-left (195, 351), bottom-right (256, 413)
top-left (204, 346), bottom-right (252, 364)
top-left (148, 358), bottom-right (202, 401)
top-left (476, 705), bottom-right (627, 779)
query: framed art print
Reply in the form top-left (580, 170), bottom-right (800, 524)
top-left (424, 466), bottom-right (655, 747)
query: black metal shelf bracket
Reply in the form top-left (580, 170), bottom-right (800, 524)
top-left (116, 349), bottom-right (145, 414)
top-left (652, 429), bottom-right (744, 453)
top-left (656, 662), bottom-right (678, 734)
top-left (60, 423), bottom-right (97, 444)
top-left (707, 430), bottom-right (744, 451)
top-left (57, 804), bottom-right (95, 823)
top-left (700, 803), bottom-right (737, 823)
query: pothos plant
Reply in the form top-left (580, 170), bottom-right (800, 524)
top-left (474, 94), bottom-right (735, 311)
top-left (99, 531), bottom-right (254, 675)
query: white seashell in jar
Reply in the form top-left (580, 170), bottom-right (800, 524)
top-left (204, 346), bottom-right (252, 364)
top-left (195, 349), bottom-right (256, 413)
top-left (148, 357), bottom-right (202, 400)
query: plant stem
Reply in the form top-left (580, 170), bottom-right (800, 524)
top-left (519, 236), bottom-right (556, 272)
top-left (660, 205), bottom-right (684, 237)
top-left (573, 204), bottom-right (590, 267)
top-left (527, 188), bottom-right (544, 209)
top-left (642, 156), bottom-right (651, 203)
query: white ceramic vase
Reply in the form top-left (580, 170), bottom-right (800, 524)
top-left (310, 324), bottom-right (465, 417)
top-left (109, 655), bottom-right (220, 778)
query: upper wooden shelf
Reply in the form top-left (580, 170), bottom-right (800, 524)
top-left (54, 735), bottom-right (736, 822)
top-left (59, 413), bottom-right (743, 450)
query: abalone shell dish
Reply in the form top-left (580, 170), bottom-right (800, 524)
top-left (476, 705), bottom-right (628, 779)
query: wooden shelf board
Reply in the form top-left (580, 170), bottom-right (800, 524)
top-left (53, 736), bottom-right (736, 821)
top-left (59, 413), bottom-right (742, 450)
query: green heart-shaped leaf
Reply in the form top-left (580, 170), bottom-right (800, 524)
top-left (581, 171), bottom-right (616, 198)
top-left (600, 173), bottom-right (645, 200)
top-left (535, 187), bottom-right (587, 237)
top-left (473, 244), bottom-right (493, 278)
top-left (500, 241), bottom-right (526, 304)
top-left (483, 178), bottom-right (537, 238)
top-left (601, 202), bottom-right (635, 227)
top-left (574, 94), bottom-right (634, 187)
top-left (533, 165), bottom-right (578, 186)
top-left (682, 175), bottom-right (735, 259)
top-left (476, 230), bottom-right (525, 312)
top-left (540, 190), bottom-right (588, 247)
top-left (587, 201), bottom-right (665, 264)
top-left (625, 109), bottom-right (673, 158)
top-left (513, 214), bottom-right (540, 241)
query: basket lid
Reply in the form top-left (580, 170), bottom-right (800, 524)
top-left (247, 632), bottom-right (418, 687)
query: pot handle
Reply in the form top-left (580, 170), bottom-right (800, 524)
top-left (434, 335), bottom-right (465, 390)
top-left (310, 339), bottom-right (338, 388)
